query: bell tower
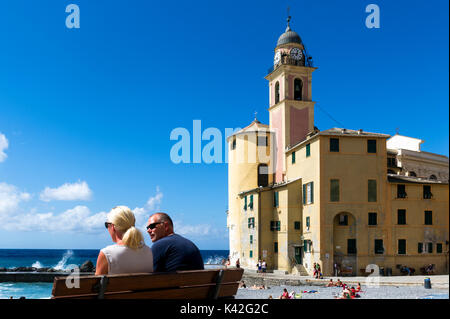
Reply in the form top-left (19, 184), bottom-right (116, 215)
top-left (265, 15), bottom-right (317, 183)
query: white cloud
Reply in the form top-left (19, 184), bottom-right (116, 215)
top-left (0, 187), bottom-right (164, 235)
top-left (175, 221), bottom-right (212, 236)
top-left (40, 181), bottom-right (93, 202)
top-left (0, 133), bottom-right (8, 162)
top-left (0, 182), bottom-right (32, 216)
top-left (0, 205), bottom-right (108, 233)
top-left (133, 187), bottom-right (163, 227)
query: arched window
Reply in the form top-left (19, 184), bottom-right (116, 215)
top-left (275, 81), bottom-right (280, 104)
top-left (258, 164), bottom-right (269, 187)
top-left (408, 171), bottom-right (417, 177)
top-left (294, 78), bottom-right (303, 101)
top-left (430, 175), bottom-right (437, 180)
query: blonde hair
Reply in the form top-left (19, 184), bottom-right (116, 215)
top-left (107, 206), bottom-right (144, 250)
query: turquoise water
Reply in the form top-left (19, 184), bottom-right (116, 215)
top-left (0, 282), bottom-right (53, 299)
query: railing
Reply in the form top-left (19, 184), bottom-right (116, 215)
top-left (267, 54), bottom-right (314, 74)
top-left (423, 192), bottom-right (433, 199)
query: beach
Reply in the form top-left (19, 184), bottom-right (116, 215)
top-left (235, 284), bottom-right (448, 299)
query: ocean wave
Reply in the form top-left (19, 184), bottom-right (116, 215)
top-left (31, 261), bottom-right (44, 268)
top-left (204, 256), bottom-right (226, 265)
top-left (52, 250), bottom-right (74, 270)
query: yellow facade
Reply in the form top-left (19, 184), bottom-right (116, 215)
top-left (226, 20), bottom-right (449, 276)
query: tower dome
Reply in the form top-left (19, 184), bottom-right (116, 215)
top-left (276, 16), bottom-right (302, 47)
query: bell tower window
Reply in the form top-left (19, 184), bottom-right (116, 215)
top-left (294, 78), bottom-right (303, 100)
top-left (275, 81), bottom-right (280, 104)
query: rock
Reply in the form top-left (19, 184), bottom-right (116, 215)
top-left (80, 260), bottom-right (94, 272)
top-left (0, 267), bottom-right (7, 272)
top-left (37, 268), bottom-right (51, 272)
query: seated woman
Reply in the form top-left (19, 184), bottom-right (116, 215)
top-left (96, 206), bottom-right (153, 275)
top-left (356, 283), bottom-right (362, 292)
top-left (280, 288), bottom-right (289, 299)
top-left (326, 279), bottom-right (334, 287)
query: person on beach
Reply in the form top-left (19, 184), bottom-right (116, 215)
top-left (257, 260), bottom-right (262, 273)
top-left (96, 206), bottom-right (153, 275)
top-left (146, 212), bottom-right (204, 272)
top-left (326, 279), bottom-right (334, 287)
top-left (262, 260), bottom-right (267, 273)
top-left (336, 279), bottom-right (343, 287)
top-left (313, 263), bottom-right (317, 277)
top-left (236, 258), bottom-right (240, 268)
top-left (280, 288), bottom-right (290, 299)
top-left (356, 283), bottom-right (362, 292)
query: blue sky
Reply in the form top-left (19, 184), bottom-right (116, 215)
top-left (0, 0), bottom-right (448, 250)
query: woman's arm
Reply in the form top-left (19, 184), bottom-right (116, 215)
top-left (95, 251), bottom-right (109, 275)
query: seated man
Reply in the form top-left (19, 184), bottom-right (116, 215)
top-left (147, 212), bottom-right (204, 272)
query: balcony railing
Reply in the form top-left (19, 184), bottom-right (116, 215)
top-left (268, 54), bottom-right (314, 74)
top-left (423, 192), bottom-right (433, 199)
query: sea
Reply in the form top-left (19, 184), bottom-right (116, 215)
top-left (0, 248), bottom-right (229, 299)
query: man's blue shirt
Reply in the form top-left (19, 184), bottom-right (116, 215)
top-left (152, 233), bottom-right (204, 272)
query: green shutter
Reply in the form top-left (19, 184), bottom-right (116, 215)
top-left (292, 151), bottom-right (296, 164)
top-left (330, 179), bottom-right (340, 202)
top-left (418, 242), bottom-right (423, 253)
top-left (244, 196), bottom-right (247, 210)
top-left (368, 180), bottom-right (377, 202)
top-left (249, 195), bottom-right (253, 209)
top-left (310, 182), bottom-right (314, 203)
top-left (274, 192), bottom-right (279, 207)
top-left (303, 184), bottom-right (306, 204)
top-left (306, 143), bottom-right (311, 157)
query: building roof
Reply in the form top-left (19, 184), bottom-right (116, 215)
top-left (318, 127), bottom-right (390, 138)
top-left (387, 174), bottom-right (448, 185)
top-left (276, 16), bottom-right (302, 47)
top-left (226, 119), bottom-right (271, 141)
top-left (285, 127), bottom-right (390, 152)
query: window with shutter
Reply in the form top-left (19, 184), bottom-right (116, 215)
top-left (368, 180), bottom-right (377, 202)
top-left (368, 212), bottom-right (377, 226)
top-left (375, 239), bottom-right (384, 254)
top-left (398, 239), bottom-right (406, 254)
top-left (418, 243), bottom-right (423, 253)
top-left (330, 179), bottom-right (340, 202)
top-left (425, 211), bottom-right (433, 225)
top-left (397, 209), bottom-right (406, 225)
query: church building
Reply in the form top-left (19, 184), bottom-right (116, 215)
top-left (226, 17), bottom-right (449, 276)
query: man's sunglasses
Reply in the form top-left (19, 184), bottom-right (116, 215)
top-left (146, 222), bottom-right (164, 230)
top-left (104, 222), bottom-right (112, 229)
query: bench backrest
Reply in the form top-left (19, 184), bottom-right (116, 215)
top-left (52, 268), bottom-right (243, 299)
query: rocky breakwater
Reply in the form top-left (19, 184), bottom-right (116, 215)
top-left (0, 260), bottom-right (96, 283)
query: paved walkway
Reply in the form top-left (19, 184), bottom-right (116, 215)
top-left (242, 272), bottom-right (449, 288)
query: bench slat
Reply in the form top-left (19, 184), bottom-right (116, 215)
top-left (52, 282), bottom-right (239, 299)
top-left (52, 269), bottom-right (243, 299)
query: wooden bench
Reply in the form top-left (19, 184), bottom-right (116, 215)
top-left (51, 268), bottom-right (244, 299)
